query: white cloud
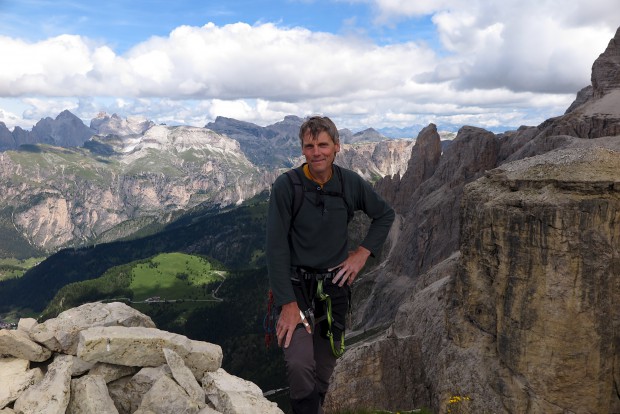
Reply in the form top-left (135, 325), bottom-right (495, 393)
top-left (0, 1), bottom-right (619, 132)
top-left (369, 0), bottom-right (620, 95)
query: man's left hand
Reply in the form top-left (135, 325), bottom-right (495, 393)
top-left (330, 246), bottom-right (371, 287)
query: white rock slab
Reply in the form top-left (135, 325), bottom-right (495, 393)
top-left (0, 358), bottom-right (43, 409)
top-left (202, 368), bottom-right (283, 414)
top-left (77, 326), bottom-right (222, 379)
top-left (17, 318), bottom-right (38, 334)
top-left (108, 365), bottom-right (172, 414)
top-left (13, 354), bottom-right (73, 414)
top-left (30, 302), bottom-right (155, 354)
top-left (0, 329), bottom-right (52, 362)
top-left (67, 374), bottom-right (119, 414)
top-left (163, 348), bottom-right (206, 406)
top-left (135, 375), bottom-right (201, 414)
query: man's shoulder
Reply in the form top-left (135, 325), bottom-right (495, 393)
top-left (272, 166), bottom-right (305, 191)
top-left (334, 164), bottom-right (365, 184)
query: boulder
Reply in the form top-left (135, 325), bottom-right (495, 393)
top-left (108, 365), bottom-right (172, 414)
top-left (70, 356), bottom-right (96, 376)
top-left (202, 368), bottom-right (283, 414)
top-left (135, 375), bottom-right (201, 414)
top-left (0, 358), bottom-right (43, 409)
top-left (13, 354), bottom-right (73, 414)
top-left (30, 302), bottom-right (155, 355)
top-left (77, 326), bottom-right (222, 379)
top-left (0, 329), bottom-right (52, 362)
top-left (67, 374), bottom-right (119, 414)
top-left (16, 318), bottom-right (37, 334)
top-left (163, 348), bottom-right (205, 406)
top-left (89, 362), bottom-right (138, 384)
top-left (0, 303), bottom-right (283, 414)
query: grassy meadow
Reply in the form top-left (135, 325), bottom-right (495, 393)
top-left (0, 257), bottom-right (46, 282)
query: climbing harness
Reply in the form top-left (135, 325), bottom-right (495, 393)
top-left (295, 267), bottom-right (348, 358)
top-left (315, 279), bottom-right (345, 358)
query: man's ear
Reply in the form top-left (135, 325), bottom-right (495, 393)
top-left (335, 143), bottom-right (341, 153)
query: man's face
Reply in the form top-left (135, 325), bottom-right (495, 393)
top-left (302, 131), bottom-right (340, 178)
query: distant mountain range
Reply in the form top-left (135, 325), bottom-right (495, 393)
top-left (0, 111), bottom-right (414, 257)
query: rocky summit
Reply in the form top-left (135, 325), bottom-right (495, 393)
top-left (0, 302), bottom-right (282, 414)
top-left (325, 26), bottom-right (620, 414)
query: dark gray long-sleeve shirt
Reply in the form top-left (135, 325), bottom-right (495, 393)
top-left (266, 164), bottom-right (395, 307)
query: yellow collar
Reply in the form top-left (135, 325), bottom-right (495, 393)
top-left (303, 164), bottom-right (332, 188)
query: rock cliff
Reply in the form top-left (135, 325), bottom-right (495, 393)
top-left (0, 302), bottom-right (282, 414)
top-left (326, 26), bottom-right (620, 414)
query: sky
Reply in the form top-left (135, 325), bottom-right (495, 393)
top-left (0, 0), bottom-right (619, 135)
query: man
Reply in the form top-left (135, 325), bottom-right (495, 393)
top-left (266, 116), bottom-right (394, 414)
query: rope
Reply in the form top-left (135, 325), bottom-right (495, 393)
top-left (263, 290), bottom-right (277, 349)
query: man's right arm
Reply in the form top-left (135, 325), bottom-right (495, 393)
top-left (266, 176), bottom-right (297, 307)
top-left (266, 176), bottom-right (310, 347)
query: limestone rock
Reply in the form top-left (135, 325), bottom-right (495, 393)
top-left (89, 362), bottom-right (138, 383)
top-left (77, 326), bottom-right (222, 379)
top-left (202, 368), bottom-right (283, 414)
top-left (357, 125), bottom-right (499, 329)
top-left (389, 123), bottom-right (442, 213)
top-left (592, 26), bottom-right (620, 99)
top-left (0, 408), bottom-right (16, 414)
top-left (163, 348), bottom-right (205, 406)
top-left (30, 302), bottom-right (155, 354)
top-left (456, 147), bottom-right (620, 413)
top-left (67, 374), bottom-right (119, 414)
top-left (0, 358), bottom-right (43, 409)
top-left (135, 375), bottom-right (201, 414)
top-left (70, 356), bottom-right (96, 376)
top-left (16, 319), bottom-right (37, 334)
top-left (565, 85), bottom-right (594, 113)
top-left (0, 302), bottom-right (282, 414)
top-left (108, 365), bottom-right (172, 414)
top-left (13, 354), bottom-right (73, 414)
top-left (0, 329), bottom-right (51, 362)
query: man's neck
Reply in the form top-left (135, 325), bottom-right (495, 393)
top-left (303, 164), bottom-right (333, 187)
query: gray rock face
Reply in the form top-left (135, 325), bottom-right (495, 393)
top-left (0, 302), bottom-right (282, 414)
top-left (358, 125), bottom-right (499, 329)
top-left (330, 25), bottom-right (620, 414)
top-left (90, 112), bottom-right (155, 136)
top-left (592, 26), bottom-right (620, 99)
top-left (449, 147), bottom-right (620, 413)
top-left (0, 122), bottom-right (15, 151)
top-left (27, 110), bottom-right (95, 148)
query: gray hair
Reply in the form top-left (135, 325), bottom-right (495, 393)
top-left (298, 116), bottom-right (339, 147)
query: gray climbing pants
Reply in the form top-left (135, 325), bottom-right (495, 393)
top-left (283, 276), bottom-right (349, 414)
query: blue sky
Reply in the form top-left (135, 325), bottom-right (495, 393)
top-left (0, 0), bottom-right (619, 134)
